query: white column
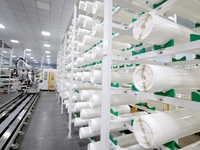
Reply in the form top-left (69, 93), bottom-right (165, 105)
top-left (100, 0), bottom-right (112, 149)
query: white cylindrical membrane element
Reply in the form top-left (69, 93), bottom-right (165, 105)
top-left (89, 112), bottom-right (147, 133)
top-left (133, 13), bottom-right (197, 45)
top-left (78, 1), bottom-right (85, 10)
top-left (79, 90), bottom-right (101, 101)
top-left (75, 72), bottom-right (82, 81)
top-left (92, 1), bottom-right (104, 17)
top-left (74, 118), bottom-right (88, 127)
top-left (81, 72), bottom-right (92, 82)
top-left (181, 140), bottom-right (200, 150)
top-left (83, 17), bottom-right (101, 30)
top-left (83, 53), bottom-right (94, 64)
top-left (84, 1), bottom-right (94, 14)
top-left (87, 134), bottom-right (139, 150)
top-left (79, 125), bottom-right (127, 139)
top-left (74, 57), bottom-right (84, 67)
top-left (112, 41), bottom-right (131, 50)
top-left (91, 47), bottom-right (102, 60)
top-left (111, 105), bottom-right (131, 114)
top-left (76, 43), bottom-right (90, 52)
top-left (80, 108), bottom-right (101, 119)
top-left (78, 14), bottom-right (89, 25)
top-left (91, 23), bottom-right (103, 38)
top-left (91, 70), bottom-right (133, 83)
top-left (170, 0), bottom-right (200, 23)
top-left (72, 102), bottom-right (90, 113)
top-left (89, 94), bottom-right (149, 108)
top-left (133, 64), bottom-right (200, 92)
top-left (133, 109), bottom-right (200, 148)
top-left (83, 35), bottom-right (101, 46)
top-left (77, 28), bottom-right (91, 42)
top-left (73, 83), bottom-right (99, 90)
top-left (114, 35), bottom-right (141, 45)
top-left (72, 95), bottom-right (81, 102)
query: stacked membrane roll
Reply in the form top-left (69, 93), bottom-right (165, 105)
top-left (78, 1), bottom-right (85, 11)
top-left (133, 13), bottom-right (197, 45)
top-left (76, 43), bottom-right (90, 53)
top-left (83, 17), bottom-right (101, 30)
top-left (89, 94), bottom-right (149, 108)
top-left (83, 35), bottom-right (101, 46)
top-left (77, 28), bottom-right (91, 42)
top-left (84, 1), bottom-right (94, 14)
top-left (78, 14), bottom-right (90, 25)
top-left (92, 1), bottom-right (104, 17)
top-left (91, 70), bottom-right (133, 83)
top-left (133, 64), bottom-right (200, 92)
top-left (133, 109), bottom-right (200, 148)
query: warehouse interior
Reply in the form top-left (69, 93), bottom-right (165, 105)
top-left (1, 0), bottom-right (200, 150)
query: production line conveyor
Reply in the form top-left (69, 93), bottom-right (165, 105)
top-left (0, 92), bottom-right (41, 150)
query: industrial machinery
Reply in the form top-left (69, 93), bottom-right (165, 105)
top-left (12, 57), bottom-right (42, 93)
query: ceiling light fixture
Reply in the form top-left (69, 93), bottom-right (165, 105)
top-left (46, 55), bottom-right (50, 57)
top-left (36, 1), bottom-right (50, 11)
top-left (44, 44), bottom-right (50, 47)
top-left (0, 24), bottom-right (5, 29)
top-left (42, 31), bottom-right (50, 36)
top-left (10, 40), bottom-right (19, 43)
top-left (12, 55), bottom-right (16, 57)
top-left (26, 53), bottom-right (31, 56)
top-left (30, 57), bottom-right (34, 59)
top-left (25, 49), bottom-right (31, 51)
top-left (45, 51), bottom-right (50, 53)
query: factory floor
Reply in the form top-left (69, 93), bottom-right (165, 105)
top-left (16, 91), bottom-right (89, 150)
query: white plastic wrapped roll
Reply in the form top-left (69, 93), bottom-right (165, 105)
top-left (83, 18), bottom-right (101, 30)
top-left (91, 24), bottom-right (103, 38)
top-left (77, 28), bottom-right (91, 42)
top-left (87, 134), bottom-right (139, 150)
top-left (133, 13), bottom-right (197, 45)
top-left (72, 102), bottom-right (90, 113)
top-left (91, 47), bottom-right (102, 60)
top-left (111, 105), bottom-right (131, 114)
top-left (82, 72), bottom-right (92, 82)
top-left (83, 35), bottom-right (101, 46)
top-left (78, 14), bottom-right (90, 25)
top-left (89, 94), bottom-right (149, 108)
top-left (78, 1), bottom-right (85, 10)
top-left (114, 35), bottom-right (141, 45)
top-left (72, 95), bottom-right (81, 102)
top-left (79, 90), bottom-right (101, 101)
top-left (89, 112), bottom-right (147, 133)
top-left (74, 57), bottom-right (84, 67)
top-left (133, 109), bottom-right (200, 148)
top-left (92, 1), bottom-right (104, 17)
top-left (75, 72), bottom-right (82, 81)
top-left (112, 41), bottom-right (131, 50)
top-left (74, 117), bottom-right (88, 127)
top-left (83, 53), bottom-right (93, 64)
top-left (181, 141), bottom-right (200, 150)
top-left (84, 1), bottom-right (94, 14)
top-left (133, 64), bottom-right (200, 92)
top-left (80, 108), bottom-right (101, 119)
top-left (91, 70), bottom-right (133, 84)
top-left (73, 83), bottom-right (99, 90)
top-left (76, 43), bottom-right (90, 52)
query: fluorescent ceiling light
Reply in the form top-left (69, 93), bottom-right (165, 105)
top-left (44, 44), bottom-right (50, 47)
top-left (26, 53), bottom-right (31, 56)
top-left (46, 55), bottom-right (50, 57)
top-left (36, 1), bottom-right (49, 11)
top-left (12, 55), bottom-right (16, 57)
top-left (42, 31), bottom-right (50, 36)
top-left (0, 24), bottom-right (5, 29)
top-left (46, 58), bottom-right (50, 60)
top-left (45, 51), bottom-right (50, 53)
top-left (30, 57), bottom-right (34, 59)
top-left (10, 40), bottom-right (19, 43)
top-left (25, 49), bottom-right (31, 51)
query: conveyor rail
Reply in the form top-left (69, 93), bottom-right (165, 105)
top-left (0, 92), bottom-right (41, 150)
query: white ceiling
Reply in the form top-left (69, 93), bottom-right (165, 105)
top-left (0, 0), bottom-right (75, 66)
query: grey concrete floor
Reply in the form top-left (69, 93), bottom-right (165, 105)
top-left (17, 91), bottom-right (89, 150)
